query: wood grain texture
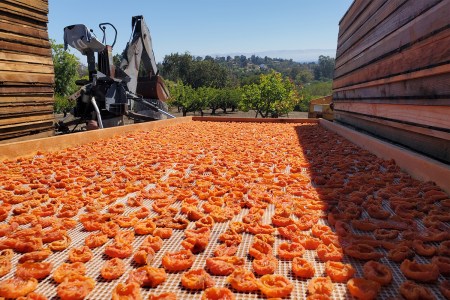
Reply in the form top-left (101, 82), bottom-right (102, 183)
top-left (334, 102), bottom-right (450, 130)
top-left (333, 0), bottom-right (450, 163)
top-left (0, 0), bottom-right (55, 142)
top-left (337, 0), bottom-right (407, 58)
top-left (0, 52), bottom-right (53, 65)
top-left (333, 28), bottom-right (450, 89)
top-left (0, 2), bottom-right (48, 22)
top-left (334, 2), bottom-right (450, 78)
top-left (333, 69), bottom-right (450, 99)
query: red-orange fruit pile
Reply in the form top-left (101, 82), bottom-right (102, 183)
top-left (0, 121), bottom-right (447, 299)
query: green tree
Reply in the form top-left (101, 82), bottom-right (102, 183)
top-left (241, 71), bottom-right (298, 118)
top-left (314, 55), bottom-right (335, 81)
top-left (167, 81), bottom-right (197, 116)
top-left (51, 40), bottom-right (80, 96)
top-left (296, 80), bottom-right (333, 112)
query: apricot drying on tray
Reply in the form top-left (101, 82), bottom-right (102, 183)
top-left (101, 258), bottom-right (126, 280)
top-left (206, 256), bottom-right (245, 276)
top-left (249, 239), bottom-right (273, 259)
top-left (373, 228), bottom-right (399, 240)
top-left (14, 236), bottom-right (43, 253)
top-left (214, 244), bottom-right (238, 257)
top-left (226, 267), bottom-right (259, 292)
top-left (412, 239), bottom-right (436, 257)
top-left (153, 228), bottom-right (173, 239)
top-left (362, 260), bottom-right (392, 286)
top-left (386, 245), bottom-right (415, 262)
top-left (292, 257), bottom-right (315, 278)
top-left (439, 280), bottom-right (450, 300)
top-left (141, 235), bottom-right (163, 252)
top-left (308, 276), bottom-right (333, 296)
top-left (432, 256), bottom-right (450, 275)
top-left (16, 291), bottom-right (47, 300)
top-left (278, 224), bottom-right (302, 240)
top-left (439, 240), bottom-right (450, 256)
top-left (254, 233), bottom-right (275, 245)
top-left (56, 274), bottom-right (95, 300)
top-left (324, 261), bottom-right (355, 283)
top-left (316, 243), bottom-right (344, 262)
top-left (252, 255), bottom-right (278, 276)
top-left (400, 259), bottom-right (439, 283)
top-left (85, 232), bottom-right (108, 248)
top-left (16, 261), bottom-right (52, 280)
top-left (399, 280), bottom-right (436, 300)
top-left (246, 223), bottom-right (275, 235)
top-left (105, 241), bottom-right (133, 258)
top-left (311, 224), bottom-right (333, 238)
top-left (18, 248), bottom-right (52, 263)
top-left (53, 262), bottom-right (86, 283)
top-left (148, 292), bottom-right (177, 300)
top-left (181, 269), bottom-right (215, 290)
top-left (111, 282), bottom-right (142, 300)
top-left (127, 266), bottom-right (167, 287)
top-left (162, 250), bottom-right (195, 272)
top-left (0, 256), bottom-right (11, 277)
top-left (115, 216), bottom-right (139, 228)
top-left (196, 216), bottom-right (215, 228)
top-left (0, 276), bottom-right (38, 298)
top-left (101, 221), bottom-right (120, 238)
top-left (68, 245), bottom-right (93, 263)
top-left (49, 234), bottom-right (71, 251)
top-left (344, 243), bottom-right (383, 261)
top-left (181, 236), bottom-right (209, 254)
top-left (347, 278), bottom-right (380, 300)
top-left (201, 287), bottom-right (235, 300)
top-left (257, 274), bottom-right (293, 298)
top-left (133, 247), bottom-right (155, 265)
top-left (278, 242), bottom-right (305, 260)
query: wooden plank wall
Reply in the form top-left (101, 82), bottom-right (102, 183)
top-left (332, 0), bottom-right (450, 163)
top-left (0, 0), bottom-right (55, 142)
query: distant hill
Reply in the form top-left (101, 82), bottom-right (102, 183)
top-left (205, 49), bottom-right (336, 62)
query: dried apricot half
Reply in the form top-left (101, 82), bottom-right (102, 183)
top-left (16, 261), bottom-right (53, 280)
top-left (347, 278), bottom-right (380, 300)
top-left (324, 261), bottom-right (355, 283)
top-left (0, 276), bottom-right (38, 298)
top-left (161, 250), bottom-right (195, 272)
top-left (181, 269), bottom-right (215, 290)
top-left (226, 267), bottom-right (258, 292)
top-left (101, 258), bottom-right (126, 280)
top-left (111, 282), bottom-right (141, 300)
top-left (53, 262), bottom-right (86, 283)
top-left (292, 257), bottom-right (315, 278)
top-left (202, 287), bottom-right (235, 300)
top-left (257, 274), bottom-right (293, 298)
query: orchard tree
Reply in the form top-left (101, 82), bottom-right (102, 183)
top-left (167, 81), bottom-right (197, 116)
top-left (241, 71), bottom-right (298, 118)
top-left (51, 40), bottom-right (80, 96)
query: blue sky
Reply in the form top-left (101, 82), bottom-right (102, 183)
top-left (48, 0), bottom-right (354, 62)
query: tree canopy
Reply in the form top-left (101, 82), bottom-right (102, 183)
top-left (241, 71), bottom-right (298, 118)
top-left (51, 40), bottom-right (80, 97)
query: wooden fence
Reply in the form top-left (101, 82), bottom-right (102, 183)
top-left (332, 0), bottom-right (450, 163)
top-left (0, 0), bottom-right (54, 142)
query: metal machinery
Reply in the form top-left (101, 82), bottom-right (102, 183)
top-left (59, 16), bottom-right (174, 132)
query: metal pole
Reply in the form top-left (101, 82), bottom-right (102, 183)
top-left (91, 97), bottom-right (104, 128)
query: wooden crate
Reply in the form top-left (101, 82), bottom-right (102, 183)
top-left (307, 95), bottom-right (334, 121)
top-left (0, 0), bottom-right (55, 142)
top-left (333, 0), bottom-right (450, 163)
